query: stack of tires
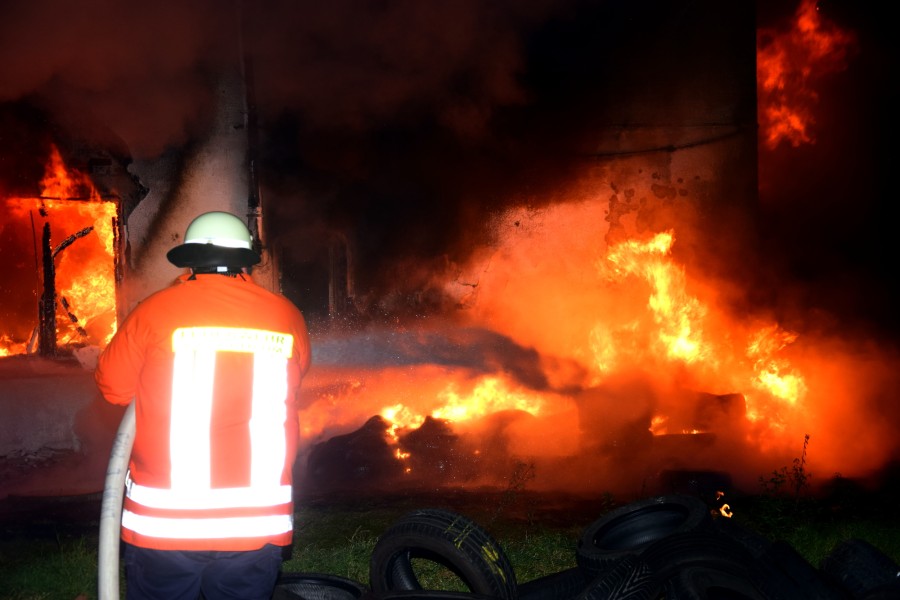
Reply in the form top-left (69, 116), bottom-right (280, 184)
top-left (272, 494), bottom-right (900, 600)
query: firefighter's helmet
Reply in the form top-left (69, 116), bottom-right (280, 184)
top-left (166, 211), bottom-right (260, 269)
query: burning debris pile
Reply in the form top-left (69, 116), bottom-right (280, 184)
top-left (288, 0), bottom-right (900, 500)
top-left (293, 194), bottom-right (900, 498)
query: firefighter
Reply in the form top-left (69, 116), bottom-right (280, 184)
top-left (94, 211), bottom-right (311, 600)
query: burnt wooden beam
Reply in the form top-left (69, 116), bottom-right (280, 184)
top-left (38, 222), bottom-right (56, 356)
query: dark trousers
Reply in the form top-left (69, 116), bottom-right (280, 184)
top-left (122, 542), bottom-right (283, 600)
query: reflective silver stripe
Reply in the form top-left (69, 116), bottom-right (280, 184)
top-left (250, 353), bottom-right (289, 487)
top-left (168, 327), bottom-right (295, 494)
top-left (122, 509), bottom-right (292, 539)
top-left (169, 342), bottom-right (215, 489)
top-left (172, 328), bottom-right (293, 356)
top-left (127, 478), bottom-right (292, 509)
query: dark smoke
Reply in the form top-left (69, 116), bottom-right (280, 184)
top-left (0, 0), bottom-right (809, 325)
top-left (752, 0), bottom-right (900, 341)
top-left (313, 325), bottom-right (550, 389)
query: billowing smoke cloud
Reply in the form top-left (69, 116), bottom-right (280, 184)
top-left (0, 1), bottom-right (895, 326)
top-left (752, 0), bottom-right (899, 340)
top-left (0, 0), bottom-right (583, 306)
top-left (0, 0), bottom-right (229, 156)
top-left (0, 0), bottom-right (560, 155)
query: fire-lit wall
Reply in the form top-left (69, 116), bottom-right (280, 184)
top-left (574, 0), bottom-right (758, 289)
top-left (123, 68), bottom-right (281, 311)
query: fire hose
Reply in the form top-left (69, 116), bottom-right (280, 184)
top-left (98, 401), bottom-right (135, 600)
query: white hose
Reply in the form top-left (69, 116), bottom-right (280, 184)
top-left (98, 401), bottom-right (135, 600)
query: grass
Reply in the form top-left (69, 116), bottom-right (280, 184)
top-left (2, 475), bottom-right (899, 599)
top-left (283, 497), bottom-right (585, 586)
top-left (0, 533), bottom-right (101, 600)
top-left (0, 490), bottom-right (587, 600)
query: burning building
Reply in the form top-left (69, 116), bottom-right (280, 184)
top-left (0, 65), bottom-right (282, 496)
top-left (1, 0), bottom-right (898, 504)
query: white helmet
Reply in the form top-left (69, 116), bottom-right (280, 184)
top-left (166, 211), bottom-right (260, 269)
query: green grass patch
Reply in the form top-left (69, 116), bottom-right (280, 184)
top-left (0, 533), bottom-right (106, 600)
top-left (1, 488), bottom-right (898, 599)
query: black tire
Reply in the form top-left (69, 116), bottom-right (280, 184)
top-left (820, 538), bottom-right (900, 599)
top-left (663, 564), bottom-right (775, 600)
top-left (712, 519), bottom-right (839, 598)
top-left (575, 494), bottom-right (713, 579)
top-left (859, 581), bottom-right (900, 600)
top-left (757, 540), bottom-right (848, 600)
top-left (370, 593), bottom-right (498, 600)
top-left (576, 554), bottom-right (660, 600)
top-left (714, 518), bottom-right (773, 559)
top-left (518, 567), bottom-right (589, 600)
top-left (369, 508), bottom-right (518, 600)
top-left (273, 572), bottom-right (370, 600)
top-left (639, 531), bottom-right (791, 600)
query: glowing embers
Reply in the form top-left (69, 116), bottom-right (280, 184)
top-left (756, 0), bottom-right (857, 149)
top-left (715, 491), bottom-right (733, 518)
top-left (1, 145), bottom-right (117, 357)
top-left (298, 364), bottom-right (580, 490)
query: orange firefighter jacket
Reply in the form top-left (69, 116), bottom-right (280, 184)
top-left (94, 273), bottom-right (311, 551)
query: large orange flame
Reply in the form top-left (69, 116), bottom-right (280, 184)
top-left (300, 181), bottom-right (897, 494)
top-left (603, 231), bottom-right (710, 366)
top-left (1, 145), bottom-right (117, 356)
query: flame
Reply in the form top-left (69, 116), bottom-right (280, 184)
top-left (302, 199), bottom-right (816, 480)
top-left (298, 199), bottom-right (822, 487)
top-left (456, 199), bottom-right (821, 454)
top-left (43, 146), bottom-right (102, 202)
top-left (1, 145), bottom-right (117, 356)
top-left (748, 325), bottom-right (806, 404)
top-left (379, 375), bottom-right (550, 455)
top-left (296, 176), bottom-right (898, 493)
top-left (649, 414), bottom-right (668, 436)
top-left (598, 230), bottom-right (808, 438)
top-left (381, 403), bottom-right (426, 440)
top-left (431, 376), bottom-right (544, 422)
top-left (300, 363), bottom-right (580, 474)
top-left (757, 0), bottom-right (857, 149)
top-left (380, 376), bottom-right (544, 440)
top-left (0, 335), bottom-right (24, 357)
top-left (716, 491), bottom-right (734, 518)
top-left (742, 324), bottom-right (807, 430)
top-left (601, 231), bottom-right (806, 435)
top-left (603, 231), bottom-right (710, 366)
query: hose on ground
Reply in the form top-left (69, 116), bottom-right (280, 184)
top-left (98, 401), bottom-right (135, 600)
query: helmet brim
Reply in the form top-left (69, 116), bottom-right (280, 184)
top-left (167, 243), bottom-right (261, 269)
